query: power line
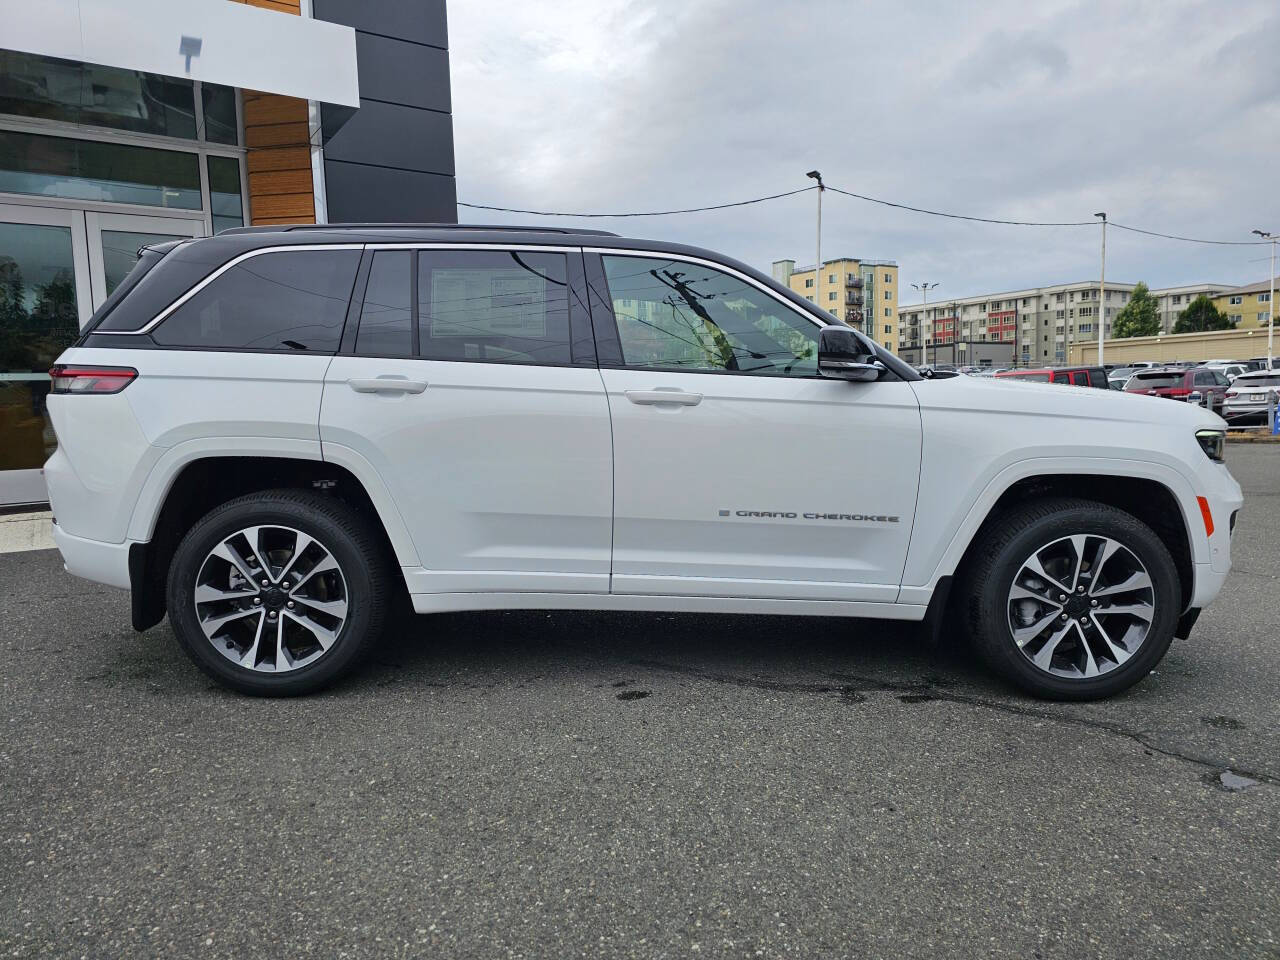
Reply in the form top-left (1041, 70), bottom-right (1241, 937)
top-left (824, 185), bottom-right (1095, 227)
top-left (460, 181), bottom-right (1274, 246)
top-left (457, 186), bottom-right (817, 218)
top-left (1108, 222), bottom-right (1270, 246)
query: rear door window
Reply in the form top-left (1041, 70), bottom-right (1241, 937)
top-left (1070, 371), bottom-right (1088, 385)
top-left (152, 248), bottom-right (360, 351)
top-left (355, 251), bottom-right (413, 358)
top-left (417, 249), bottom-right (572, 365)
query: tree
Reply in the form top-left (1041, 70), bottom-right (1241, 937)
top-left (1173, 295), bottom-right (1234, 334)
top-left (1112, 282), bottom-right (1160, 338)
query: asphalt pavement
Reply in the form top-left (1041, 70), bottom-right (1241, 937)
top-left (2, 446), bottom-right (1278, 959)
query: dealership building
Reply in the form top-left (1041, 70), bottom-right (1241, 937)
top-left (0, 0), bottom-right (456, 505)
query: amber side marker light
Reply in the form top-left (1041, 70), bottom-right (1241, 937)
top-left (1196, 496), bottom-right (1215, 538)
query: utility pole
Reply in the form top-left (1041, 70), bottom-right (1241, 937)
top-left (1095, 212), bottom-right (1107, 366)
top-left (912, 281), bottom-right (939, 366)
top-left (1254, 229), bottom-right (1275, 369)
top-left (807, 171), bottom-right (825, 319)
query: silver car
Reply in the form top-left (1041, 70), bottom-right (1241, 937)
top-left (1222, 370), bottom-right (1280, 425)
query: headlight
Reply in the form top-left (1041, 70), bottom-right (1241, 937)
top-left (1195, 429), bottom-right (1225, 463)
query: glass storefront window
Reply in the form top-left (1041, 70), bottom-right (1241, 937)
top-left (201, 83), bottom-right (239, 145)
top-left (208, 155), bottom-right (244, 233)
top-left (0, 51), bottom-right (197, 140)
top-left (0, 130), bottom-right (201, 209)
top-left (0, 220), bottom-right (79, 474)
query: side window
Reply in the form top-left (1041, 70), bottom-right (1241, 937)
top-left (1213, 371), bottom-right (1229, 387)
top-left (1194, 371), bottom-right (1214, 386)
top-left (417, 249), bottom-right (571, 365)
top-left (355, 251), bottom-right (412, 357)
top-left (1071, 371), bottom-right (1088, 385)
top-left (601, 255), bottom-right (819, 376)
top-left (153, 249), bottom-right (359, 351)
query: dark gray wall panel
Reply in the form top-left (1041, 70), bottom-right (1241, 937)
top-left (315, 0), bottom-right (456, 223)
top-left (313, 0), bottom-right (448, 49)
top-left (354, 33), bottom-right (451, 112)
top-left (324, 100), bottom-right (454, 176)
top-left (324, 160), bottom-right (457, 222)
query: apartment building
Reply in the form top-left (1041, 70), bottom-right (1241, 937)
top-left (1212, 276), bottom-right (1277, 328)
top-left (771, 257), bottom-right (899, 352)
top-left (898, 281), bottom-right (1225, 366)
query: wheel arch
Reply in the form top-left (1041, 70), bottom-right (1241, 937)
top-left (948, 473), bottom-right (1195, 613)
top-left (129, 453), bottom-right (412, 631)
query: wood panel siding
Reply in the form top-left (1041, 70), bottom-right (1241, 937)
top-left (232, 0), bottom-right (315, 224)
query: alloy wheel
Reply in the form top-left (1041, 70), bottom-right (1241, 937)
top-left (1006, 534), bottom-right (1155, 679)
top-left (193, 525), bottom-right (349, 673)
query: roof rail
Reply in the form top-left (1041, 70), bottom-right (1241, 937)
top-left (218, 222), bottom-right (620, 237)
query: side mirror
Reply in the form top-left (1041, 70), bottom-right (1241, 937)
top-left (817, 325), bottom-right (880, 382)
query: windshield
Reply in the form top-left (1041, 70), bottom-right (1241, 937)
top-left (1126, 372), bottom-right (1183, 389)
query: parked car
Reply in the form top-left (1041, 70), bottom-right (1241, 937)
top-left (995, 366), bottom-right (1110, 388)
top-left (1107, 366), bottom-right (1145, 390)
top-left (1124, 366), bottom-right (1230, 412)
top-left (1245, 357), bottom-right (1280, 372)
top-left (1222, 369), bottom-right (1280, 425)
top-left (46, 224), bottom-right (1241, 701)
top-left (1205, 361), bottom-right (1248, 382)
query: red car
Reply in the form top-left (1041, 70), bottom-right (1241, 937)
top-left (1123, 366), bottom-right (1229, 412)
top-left (994, 366), bottom-right (1109, 388)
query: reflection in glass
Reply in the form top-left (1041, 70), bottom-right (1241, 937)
top-left (0, 50), bottom-right (197, 140)
top-left (101, 230), bottom-right (187, 296)
top-left (0, 130), bottom-right (201, 209)
top-left (0, 221), bottom-right (80, 472)
top-left (207, 155), bottom-right (244, 233)
top-left (201, 83), bottom-right (239, 145)
top-left (602, 255), bottom-right (819, 376)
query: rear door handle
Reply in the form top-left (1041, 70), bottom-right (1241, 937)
top-left (625, 389), bottom-right (703, 407)
top-left (347, 377), bottom-right (428, 395)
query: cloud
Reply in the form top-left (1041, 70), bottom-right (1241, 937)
top-left (448, 0), bottom-right (1280, 304)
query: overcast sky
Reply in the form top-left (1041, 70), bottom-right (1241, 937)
top-left (449, 0), bottom-right (1279, 305)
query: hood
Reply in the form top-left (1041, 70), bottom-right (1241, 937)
top-left (910, 373), bottom-right (1227, 431)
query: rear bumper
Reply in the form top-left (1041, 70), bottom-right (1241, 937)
top-left (52, 523), bottom-right (132, 590)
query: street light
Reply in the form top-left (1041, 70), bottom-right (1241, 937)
top-left (912, 281), bottom-right (939, 365)
top-left (807, 171), bottom-right (824, 318)
top-left (1253, 229), bottom-right (1275, 370)
top-left (1095, 212), bottom-right (1107, 366)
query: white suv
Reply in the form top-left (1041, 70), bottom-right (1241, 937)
top-left (46, 225), bottom-right (1242, 699)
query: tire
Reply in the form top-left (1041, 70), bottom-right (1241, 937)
top-left (166, 489), bottom-right (390, 696)
top-left (963, 497), bottom-right (1180, 701)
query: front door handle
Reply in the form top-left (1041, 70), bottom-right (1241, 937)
top-left (347, 377), bottom-right (428, 395)
top-left (625, 389), bottom-right (703, 407)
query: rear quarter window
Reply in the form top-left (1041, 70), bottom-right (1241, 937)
top-left (151, 248), bottom-right (360, 352)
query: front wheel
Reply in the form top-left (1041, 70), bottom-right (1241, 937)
top-left (166, 490), bottom-right (389, 696)
top-left (964, 498), bottom-right (1181, 700)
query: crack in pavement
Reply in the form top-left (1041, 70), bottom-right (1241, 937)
top-left (632, 658), bottom-right (1279, 787)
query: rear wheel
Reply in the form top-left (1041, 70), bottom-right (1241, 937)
top-left (166, 490), bottom-right (389, 695)
top-left (964, 498), bottom-right (1180, 700)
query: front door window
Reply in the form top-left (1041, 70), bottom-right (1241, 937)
top-left (602, 255), bottom-right (819, 376)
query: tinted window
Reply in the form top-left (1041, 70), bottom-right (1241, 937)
top-left (1070, 371), bottom-right (1088, 385)
top-left (602, 255), bottom-right (818, 376)
top-left (356, 251), bottom-right (412, 357)
top-left (153, 249), bottom-right (359, 351)
top-left (1239, 374), bottom-right (1280, 387)
top-left (1213, 371), bottom-right (1230, 386)
top-left (1127, 372), bottom-right (1183, 390)
top-left (1193, 371), bottom-right (1215, 386)
top-left (417, 250), bottom-right (571, 365)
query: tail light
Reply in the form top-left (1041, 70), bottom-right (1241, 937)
top-left (1164, 388), bottom-right (1191, 397)
top-left (49, 364), bottom-right (137, 394)
top-left (1225, 389), bottom-right (1238, 399)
